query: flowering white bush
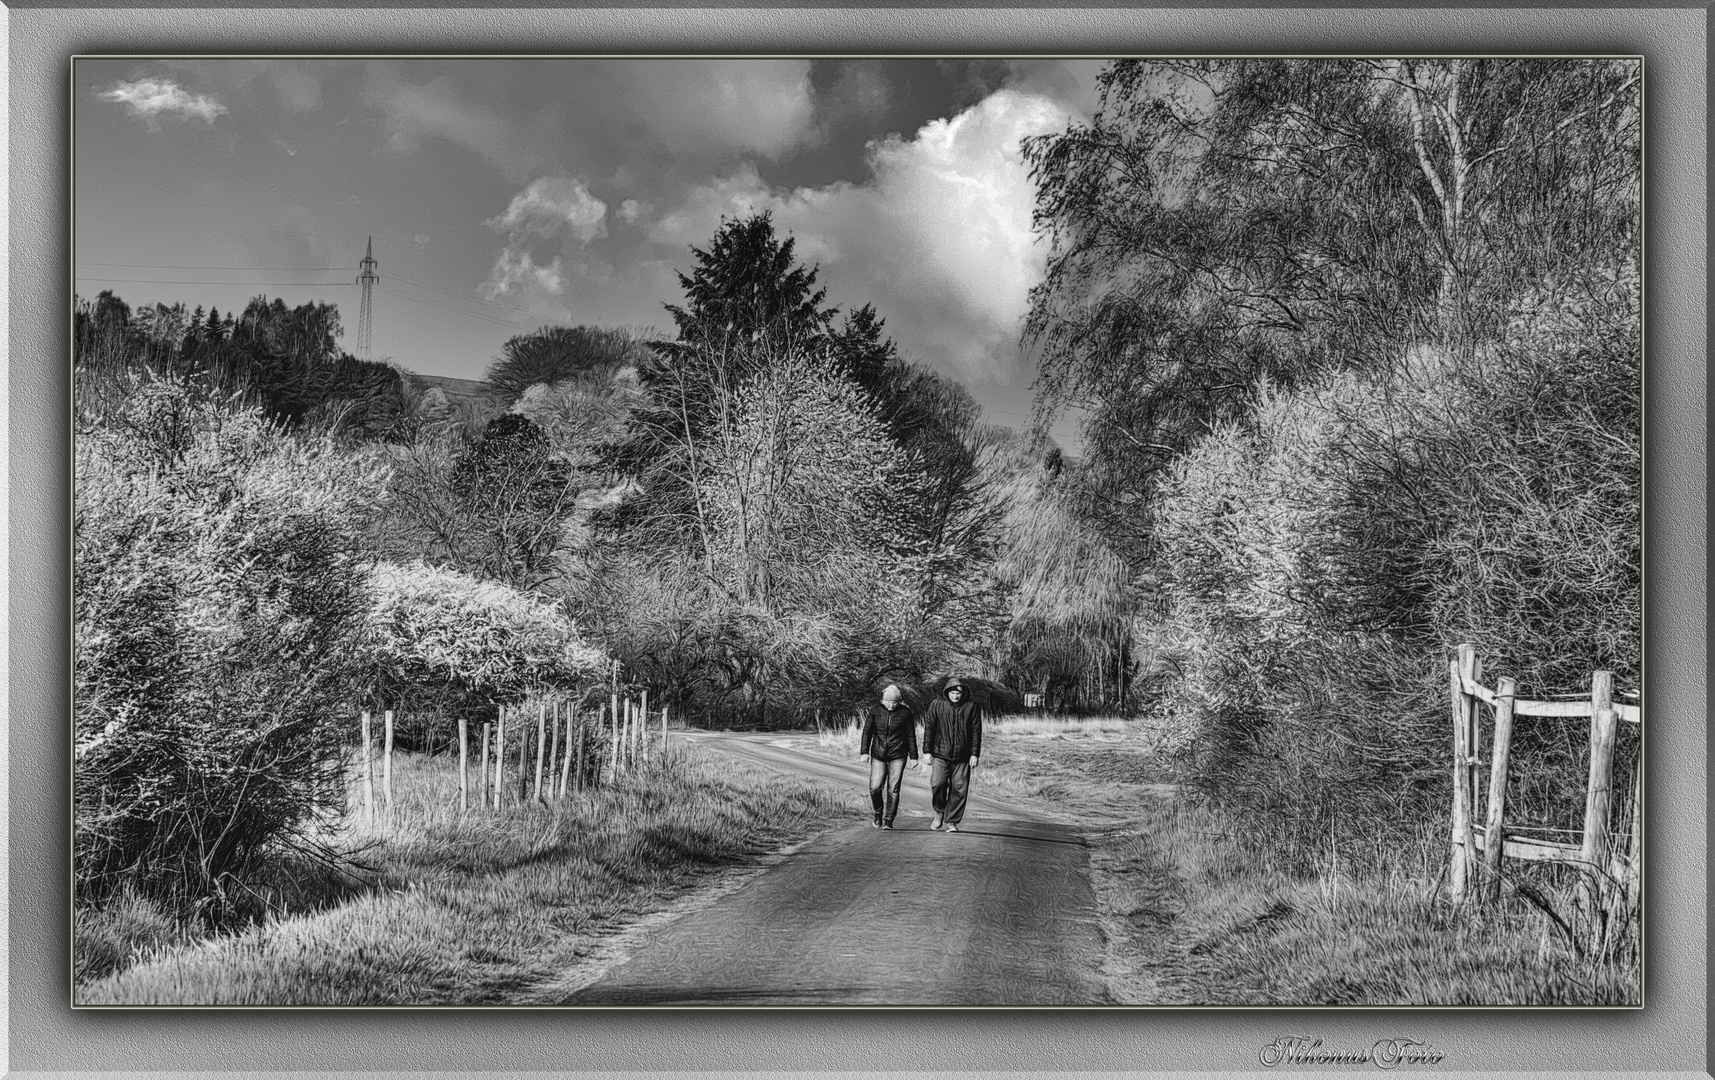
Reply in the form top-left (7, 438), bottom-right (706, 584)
top-left (368, 561), bottom-right (607, 703)
top-left (75, 374), bottom-right (387, 914)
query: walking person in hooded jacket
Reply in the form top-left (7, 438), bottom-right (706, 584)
top-left (921, 677), bottom-right (982, 831)
top-left (858, 684), bottom-right (919, 829)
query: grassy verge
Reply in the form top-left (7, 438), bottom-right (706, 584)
top-left (817, 712), bottom-right (1638, 1006)
top-left (76, 747), bottom-right (855, 1005)
top-left (1091, 797), bottom-right (1637, 1005)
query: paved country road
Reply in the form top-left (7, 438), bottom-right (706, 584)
top-left (563, 731), bottom-right (1112, 1006)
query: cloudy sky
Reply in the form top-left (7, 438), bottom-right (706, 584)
top-left (74, 57), bottom-right (1106, 445)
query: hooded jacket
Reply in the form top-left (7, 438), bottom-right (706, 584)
top-left (859, 700), bottom-right (918, 762)
top-left (922, 678), bottom-right (982, 761)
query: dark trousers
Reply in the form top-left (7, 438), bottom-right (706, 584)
top-left (929, 756), bottom-right (971, 825)
top-left (868, 757), bottom-right (907, 825)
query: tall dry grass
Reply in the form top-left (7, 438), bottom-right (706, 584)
top-left (76, 746), bottom-right (854, 1005)
top-left (968, 717), bottom-right (1638, 1005)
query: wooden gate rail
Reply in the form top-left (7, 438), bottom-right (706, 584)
top-left (1447, 644), bottom-right (1641, 905)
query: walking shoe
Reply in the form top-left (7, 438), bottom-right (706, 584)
top-left (930, 814), bottom-right (943, 830)
top-left (870, 815), bottom-right (882, 828)
top-left (946, 823), bottom-right (959, 833)
top-left (881, 823), bottom-right (894, 830)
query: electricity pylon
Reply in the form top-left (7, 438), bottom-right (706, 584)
top-left (356, 236), bottom-right (379, 361)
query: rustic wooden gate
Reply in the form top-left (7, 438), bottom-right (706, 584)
top-left (1446, 644), bottom-right (1640, 905)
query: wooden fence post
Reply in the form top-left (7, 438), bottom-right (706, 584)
top-left (493, 706), bottom-right (507, 810)
top-left (533, 702), bottom-right (547, 802)
top-left (611, 689), bottom-right (621, 774)
top-left (516, 709), bottom-right (530, 802)
top-left (479, 721), bottom-right (492, 811)
top-left (1448, 645), bottom-right (1478, 902)
top-left (574, 705), bottom-right (586, 792)
top-left (1481, 676), bottom-right (1517, 903)
top-left (609, 702), bottom-right (620, 779)
top-left (641, 690), bottom-right (650, 761)
top-left (1624, 766), bottom-right (1642, 908)
top-left (548, 702), bottom-right (562, 797)
top-left (459, 716), bottom-right (470, 813)
top-left (1581, 671), bottom-right (1617, 877)
top-left (382, 709), bottom-right (395, 813)
top-left (565, 702), bottom-right (575, 792)
top-left (1465, 652), bottom-right (1483, 837)
top-left (360, 709), bottom-right (375, 820)
top-left (662, 706), bottom-right (669, 755)
top-left (562, 709), bottom-right (576, 795)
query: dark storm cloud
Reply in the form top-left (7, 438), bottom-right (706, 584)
top-left (822, 60), bottom-right (893, 125)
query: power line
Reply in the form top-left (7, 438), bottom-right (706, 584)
top-left (386, 269), bottom-right (553, 321)
top-left (75, 274), bottom-right (350, 286)
top-left (78, 261), bottom-right (347, 272)
top-left (375, 285), bottom-right (536, 331)
top-left (74, 273), bottom-right (546, 337)
top-left (76, 258), bottom-right (552, 323)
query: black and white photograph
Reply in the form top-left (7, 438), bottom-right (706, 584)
top-left (71, 55), bottom-right (1642, 1009)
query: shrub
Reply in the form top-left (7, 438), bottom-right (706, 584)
top-left (485, 325), bottom-right (653, 401)
top-left (1147, 280), bottom-right (1639, 860)
top-left (74, 373), bottom-right (387, 918)
top-left (367, 560), bottom-right (609, 714)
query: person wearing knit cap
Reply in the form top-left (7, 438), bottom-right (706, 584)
top-left (858, 683), bottom-right (919, 829)
top-left (921, 677), bottom-right (982, 831)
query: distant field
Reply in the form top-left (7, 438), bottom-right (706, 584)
top-left (404, 371), bottom-right (501, 409)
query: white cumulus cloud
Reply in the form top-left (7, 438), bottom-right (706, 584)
top-left (651, 89), bottom-right (1071, 384)
top-left (483, 248), bottom-right (567, 301)
top-left (100, 78), bottom-right (228, 126)
top-left (485, 176), bottom-right (608, 246)
top-left (482, 176), bottom-right (609, 309)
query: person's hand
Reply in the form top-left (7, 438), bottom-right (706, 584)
top-left (859, 753), bottom-right (870, 763)
top-left (969, 757), bottom-right (980, 770)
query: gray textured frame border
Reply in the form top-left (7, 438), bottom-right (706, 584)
top-left (9, 6), bottom-right (1706, 1077)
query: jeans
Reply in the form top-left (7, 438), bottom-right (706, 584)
top-left (929, 756), bottom-right (971, 825)
top-left (868, 756), bottom-right (907, 825)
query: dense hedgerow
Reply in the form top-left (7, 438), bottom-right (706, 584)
top-left (75, 372), bottom-right (625, 922)
top-left (74, 373), bottom-right (387, 915)
top-left (1145, 282), bottom-right (1640, 860)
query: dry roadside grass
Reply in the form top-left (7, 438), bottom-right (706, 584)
top-left (76, 748), bottom-right (855, 1005)
top-left (814, 712), bottom-right (1637, 1006)
top-left (83, 716), bottom-right (1637, 1006)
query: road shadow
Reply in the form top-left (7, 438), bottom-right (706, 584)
top-left (567, 984), bottom-right (868, 1005)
